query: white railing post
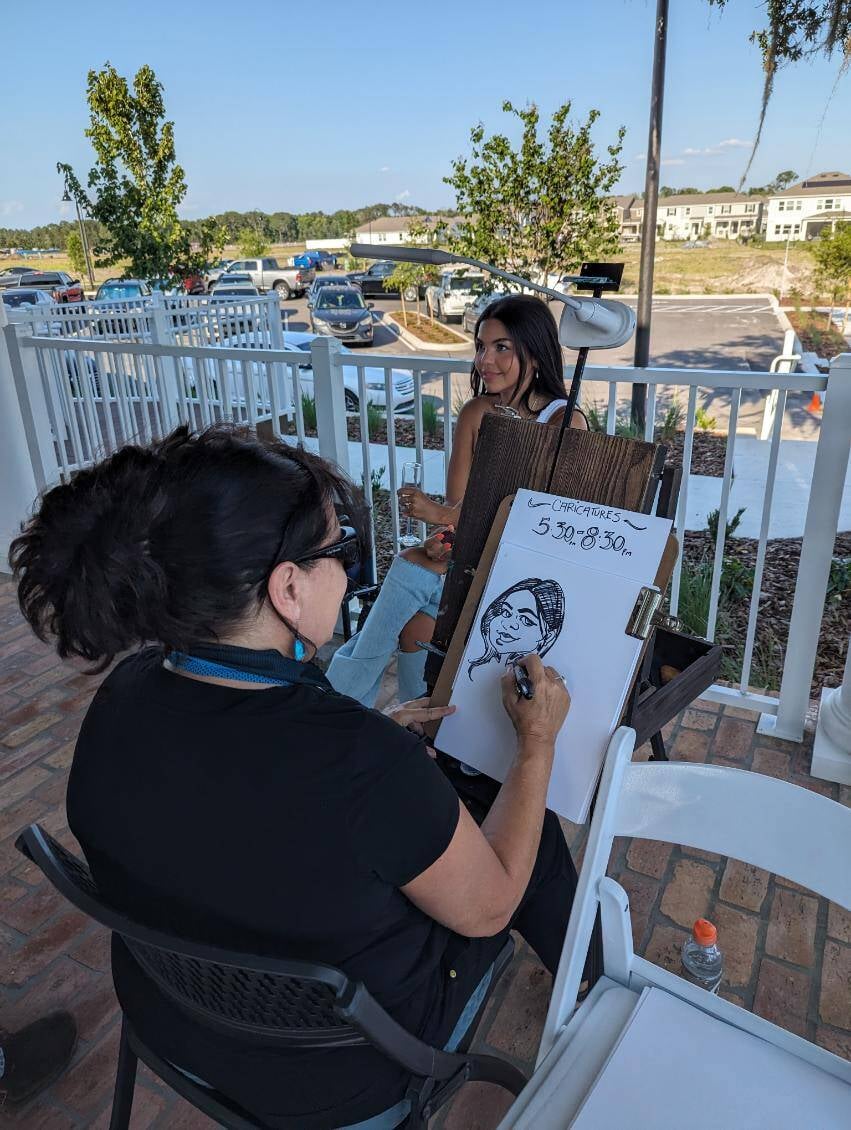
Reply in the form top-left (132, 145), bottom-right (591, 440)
top-left (0, 312), bottom-right (60, 571)
top-left (266, 293), bottom-right (292, 418)
top-left (148, 290), bottom-right (180, 429)
top-left (759, 352), bottom-right (851, 742)
top-left (310, 337), bottom-right (350, 475)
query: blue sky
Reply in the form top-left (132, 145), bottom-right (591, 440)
top-left (1, 0), bottom-right (848, 229)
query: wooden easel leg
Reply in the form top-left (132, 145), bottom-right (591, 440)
top-left (649, 730), bottom-right (669, 762)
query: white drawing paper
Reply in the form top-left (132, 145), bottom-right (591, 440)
top-left (436, 490), bottom-right (672, 822)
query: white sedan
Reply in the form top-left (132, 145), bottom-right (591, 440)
top-left (281, 330), bottom-right (414, 412)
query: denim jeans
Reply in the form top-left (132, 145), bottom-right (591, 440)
top-left (326, 556), bottom-right (444, 707)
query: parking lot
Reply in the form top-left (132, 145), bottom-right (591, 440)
top-left (280, 290), bottom-right (813, 438)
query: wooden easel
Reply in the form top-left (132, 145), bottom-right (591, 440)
top-left (424, 414), bottom-right (668, 690)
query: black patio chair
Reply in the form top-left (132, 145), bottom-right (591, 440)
top-left (15, 825), bottom-right (526, 1130)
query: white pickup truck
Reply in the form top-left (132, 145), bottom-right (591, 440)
top-left (208, 257), bottom-right (315, 298)
top-left (426, 268), bottom-right (486, 322)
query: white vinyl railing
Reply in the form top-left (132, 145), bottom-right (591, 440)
top-left (3, 309), bottom-right (849, 746)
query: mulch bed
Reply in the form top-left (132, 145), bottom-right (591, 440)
top-left (660, 431), bottom-right (729, 477)
top-left (286, 417), bottom-right (732, 469)
top-left (364, 502), bottom-right (849, 696)
top-left (678, 531), bottom-right (850, 693)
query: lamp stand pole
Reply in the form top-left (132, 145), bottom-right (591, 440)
top-left (632, 0), bottom-right (669, 431)
top-left (75, 199), bottom-right (95, 290)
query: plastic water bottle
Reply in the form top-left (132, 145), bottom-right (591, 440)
top-left (681, 918), bottom-right (723, 993)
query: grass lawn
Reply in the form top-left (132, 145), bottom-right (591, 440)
top-left (615, 241), bottom-right (816, 296)
top-left (388, 310), bottom-right (466, 344)
top-left (0, 241), bottom-right (823, 298)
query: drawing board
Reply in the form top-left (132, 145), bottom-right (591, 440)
top-left (435, 489), bottom-right (672, 822)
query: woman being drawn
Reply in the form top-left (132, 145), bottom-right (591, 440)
top-left (468, 579), bottom-right (565, 680)
top-left (327, 294), bottom-right (586, 706)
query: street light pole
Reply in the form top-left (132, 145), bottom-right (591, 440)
top-left (632, 0), bottom-right (670, 431)
top-left (63, 189), bottom-right (95, 290)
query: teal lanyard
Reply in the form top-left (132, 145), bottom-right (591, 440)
top-left (167, 651), bottom-right (292, 686)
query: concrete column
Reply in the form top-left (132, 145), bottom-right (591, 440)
top-left (812, 636), bottom-right (851, 785)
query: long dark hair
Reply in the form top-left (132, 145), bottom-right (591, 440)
top-left (468, 578), bottom-right (565, 677)
top-left (470, 294), bottom-right (567, 414)
top-left (11, 425), bottom-right (364, 669)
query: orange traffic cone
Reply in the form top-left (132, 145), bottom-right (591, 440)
top-left (807, 391), bottom-right (823, 413)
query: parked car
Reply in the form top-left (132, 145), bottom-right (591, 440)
top-left (18, 271), bottom-right (84, 304)
top-left (209, 274), bottom-right (256, 291)
top-left (214, 329), bottom-right (414, 412)
top-left (461, 290), bottom-right (512, 334)
top-left (292, 250), bottom-right (322, 270)
top-left (347, 260), bottom-right (424, 302)
top-left (281, 331), bottom-right (412, 410)
top-left (314, 250), bottom-right (338, 270)
top-left (223, 257), bottom-right (314, 298)
top-left (309, 286), bottom-right (374, 345)
top-left (425, 269), bottom-right (486, 322)
top-left (1, 288), bottom-right (62, 334)
top-left (182, 272), bottom-right (206, 295)
top-left (95, 279), bottom-right (153, 302)
top-left (203, 260), bottom-right (234, 291)
top-left (0, 265), bottom-right (40, 289)
top-left (306, 275), bottom-right (360, 305)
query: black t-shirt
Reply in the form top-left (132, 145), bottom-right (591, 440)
top-left (66, 649), bottom-right (462, 1126)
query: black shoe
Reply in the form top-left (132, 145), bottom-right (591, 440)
top-left (0, 1011), bottom-right (77, 1106)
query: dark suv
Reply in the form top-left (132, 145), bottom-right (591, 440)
top-left (347, 260), bottom-right (423, 302)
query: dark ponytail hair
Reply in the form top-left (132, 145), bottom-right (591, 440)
top-left (470, 294), bottom-right (567, 413)
top-left (11, 425), bottom-right (364, 669)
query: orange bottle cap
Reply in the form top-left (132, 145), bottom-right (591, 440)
top-left (693, 918), bottom-right (717, 945)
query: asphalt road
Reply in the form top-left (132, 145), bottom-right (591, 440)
top-left (278, 292), bottom-right (815, 439)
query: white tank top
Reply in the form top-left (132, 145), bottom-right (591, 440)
top-left (535, 398), bottom-right (568, 424)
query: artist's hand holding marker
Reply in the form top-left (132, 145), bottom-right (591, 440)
top-left (502, 653), bottom-right (571, 750)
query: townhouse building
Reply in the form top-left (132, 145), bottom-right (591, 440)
top-left (763, 171), bottom-right (851, 242)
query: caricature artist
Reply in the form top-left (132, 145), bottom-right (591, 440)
top-left (12, 425), bottom-right (587, 1128)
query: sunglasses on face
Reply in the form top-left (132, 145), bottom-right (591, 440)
top-left (294, 526), bottom-right (362, 589)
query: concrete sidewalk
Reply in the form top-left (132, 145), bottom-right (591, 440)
top-left (686, 433), bottom-right (851, 538)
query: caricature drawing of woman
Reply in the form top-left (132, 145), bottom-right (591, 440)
top-left (468, 578), bottom-right (565, 679)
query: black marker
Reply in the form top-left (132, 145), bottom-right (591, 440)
top-left (513, 663), bottom-right (534, 700)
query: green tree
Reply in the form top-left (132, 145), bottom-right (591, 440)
top-left (769, 169), bottom-right (798, 193)
top-left (57, 63), bottom-right (223, 285)
top-left (809, 221), bottom-right (851, 327)
top-left (445, 100), bottom-right (625, 286)
top-left (706, 185), bottom-right (735, 193)
top-left (65, 230), bottom-right (87, 275)
top-left (237, 227), bottom-right (270, 258)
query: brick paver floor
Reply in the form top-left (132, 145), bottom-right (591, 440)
top-left (1, 573), bottom-right (849, 1128)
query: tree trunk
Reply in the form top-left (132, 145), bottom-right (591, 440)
top-left (400, 292), bottom-right (408, 327)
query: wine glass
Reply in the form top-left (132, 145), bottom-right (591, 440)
top-left (399, 462), bottom-right (423, 548)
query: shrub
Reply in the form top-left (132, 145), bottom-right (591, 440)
top-left (452, 387), bottom-right (470, 418)
top-left (706, 506), bottom-right (745, 542)
top-left (362, 463), bottom-right (386, 499)
top-left (695, 406), bottom-right (717, 432)
top-left (366, 401), bottom-right (383, 436)
top-left (301, 393), bottom-right (317, 431)
top-left (422, 398), bottom-right (441, 437)
top-left (584, 401), bottom-right (607, 432)
top-left (657, 398), bottom-right (684, 441)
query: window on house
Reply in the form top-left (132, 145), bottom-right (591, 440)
top-left (793, 224), bottom-right (800, 234)
top-left (774, 225), bottom-right (781, 235)
top-left (817, 200), bottom-right (825, 210)
top-left (824, 199), bottom-right (835, 211)
top-left (720, 205), bottom-right (731, 215)
top-left (745, 204), bottom-right (756, 214)
top-left (778, 201), bottom-right (785, 211)
top-left (782, 224), bottom-right (792, 235)
top-left (666, 208), bottom-right (676, 216)
top-left (684, 207), bottom-right (691, 215)
top-left (795, 200), bottom-right (802, 210)
top-left (707, 206), bottom-right (714, 214)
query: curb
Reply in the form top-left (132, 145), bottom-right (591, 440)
top-left (383, 312), bottom-right (470, 354)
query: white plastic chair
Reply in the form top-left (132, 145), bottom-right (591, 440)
top-left (499, 726), bottom-right (851, 1129)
